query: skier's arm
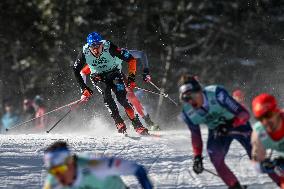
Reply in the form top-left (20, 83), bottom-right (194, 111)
top-left (72, 51), bottom-right (88, 90)
top-left (251, 130), bottom-right (266, 162)
top-left (109, 42), bottom-right (137, 77)
top-left (216, 87), bottom-right (250, 127)
top-left (80, 64), bottom-right (91, 84)
top-left (129, 50), bottom-right (151, 81)
top-left (181, 110), bottom-right (203, 157)
top-left (129, 50), bottom-right (149, 71)
top-left (90, 157), bottom-right (153, 189)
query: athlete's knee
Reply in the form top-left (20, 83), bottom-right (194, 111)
top-left (208, 151), bottom-right (225, 168)
top-left (116, 93), bottom-right (130, 107)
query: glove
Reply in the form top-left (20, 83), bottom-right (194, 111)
top-left (215, 119), bottom-right (233, 137)
top-left (215, 124), bottom-right (230, 136)
top-left (193, 155), bottom-right (204, 174)
top-left (259, 158), bottom-right (284, 176)
top-left (272, 158), bottom-right (284, 177)
top-left (127, 73), bottom-right (136, 89)
top-left (81, 87), bottom-right (93, 102)
top-left (142, 68), bottom-right (151, 82)
top-left (260, 159), bottom-right (275, 173)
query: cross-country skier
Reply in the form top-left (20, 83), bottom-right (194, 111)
top-left (80, 50), bottom-right (160, 131)
top-left (179, 74), bottom-right (252, 189)
top-left (251, 93), bottom-right (284, 188)
top-left (232, 89), bottom-right (246, 106)
top-left (42, 141), bottom-right (153, 189)
top-left (72, 32), bottom-right (148, 135)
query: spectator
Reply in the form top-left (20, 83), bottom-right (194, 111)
top-left (33, 95), bottom-right (46, 130)
top-left (1, 100), bottom-right (20, 133)
top-left (232, 89), bottom-right (245, 105)
top-left (22, 98), bottom-right (35, 121)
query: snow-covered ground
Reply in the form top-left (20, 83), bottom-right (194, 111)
top-left (0, 124), bottom-right (278, 189)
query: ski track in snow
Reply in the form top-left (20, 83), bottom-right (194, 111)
top-left (0, 128), bottom-right (278, 189)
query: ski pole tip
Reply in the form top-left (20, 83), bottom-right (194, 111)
top-left (5, 128), bottom-right (9, 132)
top-left (46, 131), bottom-right (50, 133)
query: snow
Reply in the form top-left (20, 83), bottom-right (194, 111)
top-left (0, 126), bottom-right (278, 189)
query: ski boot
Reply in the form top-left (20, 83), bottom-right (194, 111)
top-left (228, 182), bottom-right (247, 189)
top-left (116, 122), bottom-right (127, 134)
top-left (143, 114), bottom-right (161, 131)
top-left (131, 116), bottom-right (149, 135)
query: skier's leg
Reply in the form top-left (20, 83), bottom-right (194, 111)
top-left (267, 173), bottom-right (284, 188)
top-left (112, 73), bottom-right (148, 134)
top-left (127, 88), bottom-right (145, 117)
top-left (232, 122), bottom-right (252, 159)
top-left (207, 130), bottom-right (239, 187)
top-left (127, 88), bottom-right (160, 130)
top-left (94, 78), bottom-right (126, 133)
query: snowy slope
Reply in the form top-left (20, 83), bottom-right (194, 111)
top-left (0, 126), bottom-right (278, 189)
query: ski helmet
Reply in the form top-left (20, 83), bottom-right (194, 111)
top-left (179, 76), bottom-right (202, 102)
top-left (233, 89), bottom-right (245, 99)
top-left (44, 141), bottom-right (71, 169)
top-left (34, 95), bottom-right (44, 106)
top-left (87, 32), bottom-right (103, 47)
top-left (252, 93), bottom-right (279, 118)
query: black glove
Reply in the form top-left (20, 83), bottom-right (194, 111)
top-left (216, 124), bottom-right (230, 136)
top-left (215, 119), bottom-right (234, 137)
top-left (260, 158), bottom-right (284, 175)
top-left (260, 159), bottom-right (276, 173)
top-left (142, 68), bottom-right (151, 82)
top-left (274, 158), bottom-right (284, 177)
top-left (193, 155), bottom-right (204, 174)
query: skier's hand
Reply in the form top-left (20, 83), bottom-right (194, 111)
top-left (81, 87), bottom-right (93, 102)
top-left (259, 158), bottom-right (275, 173)
top-left (273, 158), bottom-right (284, 176)
top-left (142, 68), bottom-right (151, 82)
top-left (127, 73), bottom-right (136, 89)
top-left (193, 155), bottom-right (204, 174)
top-left (215, 124), bottom-right (231, 136)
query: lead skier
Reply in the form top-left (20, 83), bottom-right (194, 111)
top-left (72, 32), bottom-right (148, 135)
top-left (80, 50), bottom-right (160, 131)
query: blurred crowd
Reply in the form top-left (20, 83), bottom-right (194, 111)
top-left (0, 95), bottom-right (46, 133)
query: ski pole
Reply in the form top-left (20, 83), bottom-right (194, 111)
top-left (6, 99), bottom-right (82, 132)
top-left (136, 86), bottom-right (178, 106)
top-left (135, 87), bottom-right (167, 97)
top-left (147, 81), bottom-right (178, 106)
top-left (46, 99), bottom-right (83, 133)
top-left (148, 81), bottom-right (162, 91)
top-left (204, 168), bottom-right (219, 177)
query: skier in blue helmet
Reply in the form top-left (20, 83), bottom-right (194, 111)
top-left (72, 32), bottom-right (149, 135)
top-left (87, 32), bottom-right (103, 47)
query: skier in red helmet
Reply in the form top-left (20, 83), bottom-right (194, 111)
top-left (251, 93), bottom-right (284, 188)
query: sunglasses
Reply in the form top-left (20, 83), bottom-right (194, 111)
top-left (90, 43), bottom-right (102, 49)
top-left (256, 111), bottom-right (275, 121)
top-left (48, 164), bottom-right (68, 175)
top-left (181, 92), bottom-right (199, 102)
